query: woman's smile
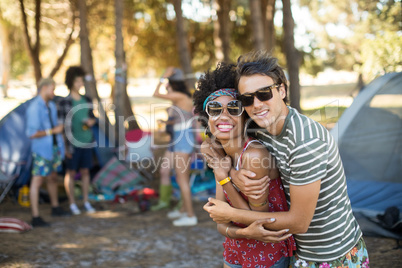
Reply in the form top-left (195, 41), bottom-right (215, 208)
top-left (216, 122), bottom-right (234, 132)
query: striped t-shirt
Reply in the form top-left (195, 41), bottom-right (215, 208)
top-left (255, 106), bottom-right (362, 262)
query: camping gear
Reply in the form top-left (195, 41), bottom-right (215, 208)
top-left (0, 97), bottom-right (64, 201)
top-left (0, 97), bottom-right (152, 205)
top-left (0, 99), bottom-right (33, 192)
top-left (90, 155), bottom-right (156, 212)
top-left (0, 217), bottom-right (32, 233)
top-left (331, 72), bottom-right (402, 239)
top-left (91, 156), bottom-right (146, 196)
top-left (113, 188), bottom-right (158, 212)
top-left (17, 185), bottom-right (30, 207)
top-left (124, 129), bottom-right (154, 181)
top-left (0, 158), bottom-right (26, 204)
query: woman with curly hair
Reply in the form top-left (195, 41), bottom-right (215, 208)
top-left (194, 62), bottom-right (296, 268)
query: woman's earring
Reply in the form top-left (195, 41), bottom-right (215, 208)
top-left (204, 126), bottom-right (210, 137)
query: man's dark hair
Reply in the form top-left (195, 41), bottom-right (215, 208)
top-left (168, 80), bottom-right (191, 97)
top-left (65, 66), bottom-right (85, 90)
top-left (236, 50), bottom-right (288, 104)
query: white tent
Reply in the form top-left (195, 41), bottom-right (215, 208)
top-left (331, 72), bottom-right (402, 238)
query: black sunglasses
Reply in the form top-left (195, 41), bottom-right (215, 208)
top-left (238, 84), bottom-right (279, 107)
top-left (205, 100), bottom-right (244, 118)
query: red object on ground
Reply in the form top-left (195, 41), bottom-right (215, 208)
top-left (125, 129), bottom-right (151, 143)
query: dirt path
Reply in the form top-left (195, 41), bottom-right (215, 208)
top-left (0, 200), bottom-right (401, 268)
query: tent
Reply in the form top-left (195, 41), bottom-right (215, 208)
top-left (0, 96), bottom-right (159, 205)
top-left (0, 99), bottom-right (34, 189)
top-left (331, 72), bottom-right (402, 239)
top-left (0, 97), bottom-right (116, 196)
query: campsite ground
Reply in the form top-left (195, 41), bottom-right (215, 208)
top-left (0, 198), bottom-right (401, 268)
top-left (1, 78), bottom-right (401, 267)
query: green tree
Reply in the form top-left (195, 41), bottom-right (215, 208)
top-left (361, 31), bottom-right (402, 81)
top-left (282, 0), bottom-right (301, 112)
top-left (173, 0), bottom-right (196, 88)
top-left (78, 0), bottom-right (114, 141)
top-left (261, 0), bottom-right (276, 52)
top-left (0, 12), bottom-right (11, 97)
top-left (114, 0), bottom-right (140, 141)
top-left (213, 0), bottom-right (232, 63)
top-left (300, 0), bottom-right (401, 85)
top-left (18, 0), bottom-right (76, 84)
top-left (249, 0), bottom-right (265, 50)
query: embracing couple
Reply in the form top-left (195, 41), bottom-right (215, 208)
top-left (194, 51), bottom-right (369, 268)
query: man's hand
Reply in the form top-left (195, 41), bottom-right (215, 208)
top-left (86, 118), bottom-right (96, 127)
top-left (65, 152), bottom-right (72, 159)
top-left (203, 198), bottom-right (233, 224)
top-left (52, 124), bottom-right (64, 134)
top-left (237, 218), bottom-right (292, 243)
top-left (231, 169), bottom-right (270, 199)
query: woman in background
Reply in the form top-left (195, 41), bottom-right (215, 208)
top-left (153, 67), bottom-right (197, 226)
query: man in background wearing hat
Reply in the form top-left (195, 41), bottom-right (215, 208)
top-left (26, 78), bottom-right (70, 227)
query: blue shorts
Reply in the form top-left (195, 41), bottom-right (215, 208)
top-left (65, 147), bottom-right (93, 171)
top-left (170, 128), bottom-right (195, 154)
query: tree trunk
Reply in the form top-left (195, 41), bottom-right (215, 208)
top-left (282, 0), bottom-right (301, 112)
top-left (262, 0), bottom-right (276, 52)
top-left (357, 72), bottom-right (365, 92)
top-left (19, 0), bottom-right (75, 84)
top-left (213, 1), bottom-right (223, 62)
top-left (114, 0), bottom-right (140, 147)
top-left (114, 0), bottom-right (125, 146)
top-left (19, 0), bottom-right (42, 84)
top-left (250, 0), bottom-right (265, 51)
top-left (49, 6), bottom-right (76, 78)
top-left (78, 0), bottom-right (98, 100)
top-left (173, 0), bottom-right (195, 89)
top-left (0, 17), bottom-right (10, 98)
top-left (78, 0), bottom-right (114, 144)
top-left (213, 0), bottom-right (231, 63)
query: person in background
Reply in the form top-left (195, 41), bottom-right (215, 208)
top-left (26, 78), bottom-right (70, 227)
top-left (153, 67), bottom-right (197, 226)
top-left (57, 66), bottom-right (96, 215)
top-left (151, 106), bottom-right (175, 211)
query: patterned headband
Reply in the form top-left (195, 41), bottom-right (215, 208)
top-left (202, 88), bottom-right (238, 110)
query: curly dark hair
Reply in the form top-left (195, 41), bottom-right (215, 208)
top-left (168, 80), bottom-right (191, 97)
top-left (194, 62), bottom-right (264, 138)
top-left (65, 66), bottom-right (86, 90)
top-left (193, 62), bottom-right (237, 129)
top-left (236, 50), bottom-right (288, 104)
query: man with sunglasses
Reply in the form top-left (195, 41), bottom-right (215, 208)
top-left (203, 51), bottom-right (369, 267)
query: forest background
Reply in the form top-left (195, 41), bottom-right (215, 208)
top-left (0, 0), bottom-right (401, 136)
